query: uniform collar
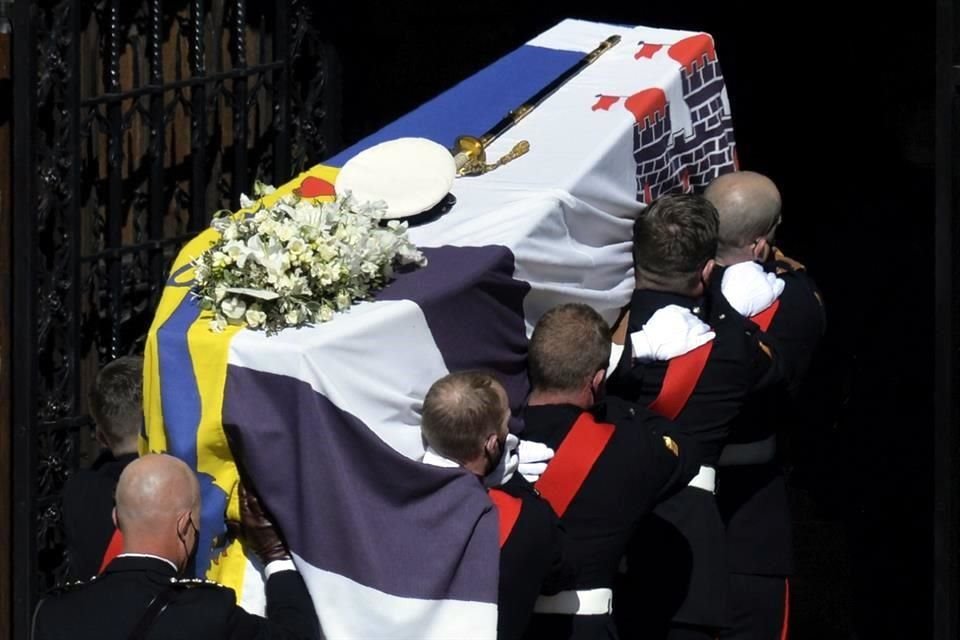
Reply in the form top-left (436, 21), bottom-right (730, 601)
top-left (421, 448), bottom-right (461, 469)
top-left (106, 553), bottom-right (179, 577)
top-left (628, 288), bottom-right (706, 327)
top-left (521, 404), bottom-right (585, 449)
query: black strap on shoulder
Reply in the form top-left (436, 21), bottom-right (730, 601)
top-left (128, 585), bottom-right (184, 640)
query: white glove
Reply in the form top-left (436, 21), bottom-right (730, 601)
top-left (484, 433), bottom-right (520, 488)
top-left (630, 304), bottom-right (715, 362)
top-left (607, 342), bottom-right (625, 379)
top-left (720, 261), bottom-right (785, 317)
top-left (517, 439), bottom-right (555, 483)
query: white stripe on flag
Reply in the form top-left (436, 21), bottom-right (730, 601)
top-left (528, 18), bottom-right (644, 53)
top-left (229, 299), bottom-right (449, 460)
top-left (237, 551), bottom-right (267, 615)
top-left (294, 552), bottom-right (498, 640)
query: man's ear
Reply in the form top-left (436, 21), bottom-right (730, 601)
top-left (175, 511), bottom-right (191, 539)
top-left (112, 507), bottom-right (119, 529)
top-left (95, 428), bottom-right (110, 450)
top-left (753, 237), bottom-right (771, 262)
top-left (701, 258), bottom-right (716, 285)
top-left (591, 369), bottom-right (605, 392)
top-left (483, 432), bottom-right (501, 457)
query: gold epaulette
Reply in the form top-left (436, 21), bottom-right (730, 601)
top-left (172, 577), bottom-right (227, 589)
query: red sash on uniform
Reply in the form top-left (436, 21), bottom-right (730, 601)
top-left (780, 578), bottom-right (791, 640)
top-left (488, 489), bottom-right (522, 548)
top-left (535, 412), bottom-right (615, 517)
top-left (648, 341), bottom-right (714, 420)
top-left (751, 298), bottom-right (781, 332)
top-left (99, 528), bottom-right (124, 573)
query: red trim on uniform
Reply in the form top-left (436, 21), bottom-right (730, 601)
top-left (648, 341), bottom-right (714, 420)
top-left (488, 489), bottom-right (522, 548)
top-left (535, 412), bottom-right (615, 517)
top-left (780, 578), bottom-right (790, 640)
top-left (751, 298), bottom-right (781, 332)
top-left (99, 528), bottom-right (124, 573)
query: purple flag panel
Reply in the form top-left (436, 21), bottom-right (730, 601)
top-left (223, 365), bottom-right (500, 603)
top-left (377, 245), bottom-right (532, 408)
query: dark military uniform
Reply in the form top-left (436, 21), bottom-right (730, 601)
top-left (712, 258), bottom-right (825, 640)
top-left (62, 450), bottom-right (137, 580)
top-left (520, 398), bottom-right (699, 639)
top-left (607, 288), bottom-right (774, 638)
top-left (495, 474), bottom-right (576, 640)
top-left (32, 555), bottom-right (322, 640)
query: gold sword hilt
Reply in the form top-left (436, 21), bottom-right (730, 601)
top-left (453, 137), bottom-right (530, 177)
top-left (451, 34), bottom-right (620, 177)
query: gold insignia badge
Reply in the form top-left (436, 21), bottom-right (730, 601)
top-left (662, 435), bottom-right (679, 456)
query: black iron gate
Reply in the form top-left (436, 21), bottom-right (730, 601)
top-left (8, 0), bottom-right (334, 634)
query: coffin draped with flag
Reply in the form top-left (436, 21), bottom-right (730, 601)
top-left (143, 18), bottom-right (737, 638)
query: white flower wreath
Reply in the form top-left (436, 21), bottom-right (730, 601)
top-left (192, 182), bottom-right (427, 334)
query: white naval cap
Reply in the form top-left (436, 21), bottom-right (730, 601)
top-left (334, 137), bottom-right (456, 220)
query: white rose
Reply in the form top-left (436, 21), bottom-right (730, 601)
top-left (284, 308), bottom-right (301, 325)
top-left (335, 292), bottom-right (351, 310)
top-left (287, 237), bottom-right (307, 255)
top-left (291, 206), bottom-right (324, 229)
top-left (258, 219), bottom-right (277, 236)
top-left (209, 316), bottom-right (227, 332)
top-left (221, 297), bottom-right (247, 322)
top-left (376, 232), bottom-right (399, 253)
top-left (319, 305), bottom-right (334, 322)
top-left (315, 243), bottom-right (336, 262)
top-left (276, 222), bottom-right (297, 243)
top-left (245, 307), bottom-right (267, 328)
top-left (214, 286), bottom-right (227, 302)
top-left (222, 225), bottom-right (238, 241)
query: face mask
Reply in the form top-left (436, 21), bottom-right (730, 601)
top-left (178, 515), bottom-right (199, 576)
